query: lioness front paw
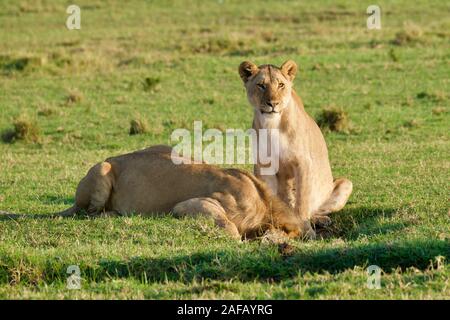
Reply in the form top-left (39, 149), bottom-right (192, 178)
top-left (300, 220), bottom-right (316, 241)
top-left (311, 215), bottom-right (332, 228)
top-left (303, 228), bottom-right (316, 240)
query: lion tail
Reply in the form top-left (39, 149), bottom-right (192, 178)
top-left (54, 205), bottom-right (78, 217)
top-left (0, 205), bottom-right (79, 219)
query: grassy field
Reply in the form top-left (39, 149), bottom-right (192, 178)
top-left (0, 0), bottom-right (449, 299)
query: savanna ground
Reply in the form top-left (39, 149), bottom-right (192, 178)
top-left (0, 0), bottom-right (449, 299)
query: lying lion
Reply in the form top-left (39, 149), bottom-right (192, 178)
top-left (50, 145), bottom-right (302, 240)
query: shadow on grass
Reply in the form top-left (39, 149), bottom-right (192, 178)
top-left (0, 239), bottom-right (447, 285)
top-left (323, 206), bottom-right (408, 240)
top-left (0, 194), bottom-right (75, 220)
top-left (91, 239), bottom-right (448, 283)
top-left (0, 211), bottom-right (447, 285)
top-left (0, 205), bottom-right (413, 241)
top-left (41, 195), bottom-right (75, 206)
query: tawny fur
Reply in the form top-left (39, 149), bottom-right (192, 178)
top-left (59, 145), bottom-right (303, 240)
top-left (239, 60), bottom-right (353, 239)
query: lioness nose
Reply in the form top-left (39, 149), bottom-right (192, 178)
top-left (267, 101), bottom-right (279, 108)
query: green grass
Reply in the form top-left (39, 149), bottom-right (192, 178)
top-left (0, 0), bottom-right (449, 299)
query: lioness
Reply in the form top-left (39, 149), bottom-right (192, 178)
top-left (239, 60), bottom-right (353, 239)
top-left (51, 145), bottom-right (302, 240)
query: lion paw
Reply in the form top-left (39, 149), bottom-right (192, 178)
top-left (311, 215), bottom-right (332, 227)
top-left (300, 220), bottom-right (316, 241)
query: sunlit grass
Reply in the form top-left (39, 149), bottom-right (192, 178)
top-left (0, 0), bottom-right (448, 299)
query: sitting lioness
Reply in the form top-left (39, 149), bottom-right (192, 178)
top-left (54, 145), bottom-right (302, 240)
top-left (238, 60), bottom-right (353, 239)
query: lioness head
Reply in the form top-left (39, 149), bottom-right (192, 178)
top-left (267, 195), bottom-right (303, 239)
top-left (239, 60), bottom-right (297, 119)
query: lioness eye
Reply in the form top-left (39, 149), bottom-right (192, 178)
top-left (257, 83), bottom-right (265, 90)
top-left (278, 83), bottom-right (285, 89)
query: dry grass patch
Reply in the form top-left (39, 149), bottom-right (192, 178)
top-left (392, 22), bottom-right (424, 46)
top-left (0, 55), bottom-right (46, 74)
top-left (416, 91), bottom-right (446, 103)
top-left (432, 107), bottom-right (447, 115)
top-left (129, 119), bottom-right (148, 135)
top-left (316, 106), bottom-right (352, 133)
top-left (65, 89), bottom-right (84, 105)
top-left (142, 77), bottom-right (161, 92)
top-left (1, 117), bottom-right (41, 143)
top-left (37, 107), bottom-right (57, 117)
top-left (403, 119), bottom-right (421, 129)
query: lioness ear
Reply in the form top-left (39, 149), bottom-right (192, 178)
top-left (280, 60), bottom-right (298, 81)
top-left (238, 61), bottom-right (258, 83)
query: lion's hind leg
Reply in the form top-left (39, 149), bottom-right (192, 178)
top-left (172, 197), bottom-right (241, 240)
top-left (312, 178), bottom-right (353, 225)
top-left (72, 162), bottom-right (114, 216)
